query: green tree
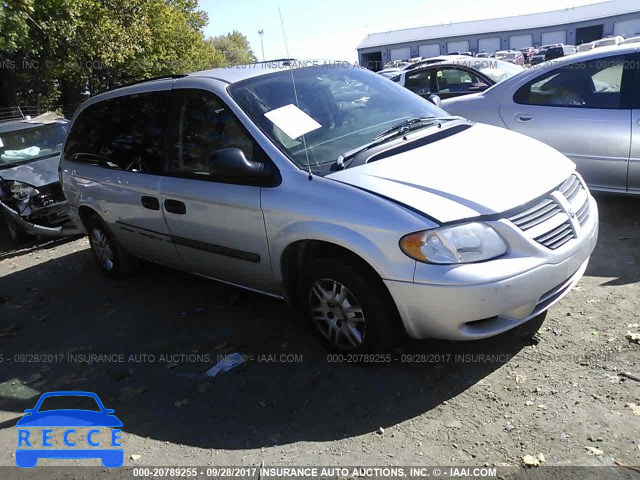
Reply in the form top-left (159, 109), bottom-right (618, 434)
top-left (209, 30), bottom-right (257, 66)
top-left (0, 0), bottom-right (255, 114)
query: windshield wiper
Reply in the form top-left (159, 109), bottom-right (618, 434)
top-left (333, 116), bottom-right (463, 170)
top-left (374, 116), bottom-right (461, 140)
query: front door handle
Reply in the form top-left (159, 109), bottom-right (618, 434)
top-left (515, 113), bottom-right (534, 122)
top-left (141, 196), bottom-right (160, 211)
top-left (164, 199), bottom-right (186, 215)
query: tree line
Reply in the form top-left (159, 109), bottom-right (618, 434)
top-left (0, 0), bottom-right (256, 115)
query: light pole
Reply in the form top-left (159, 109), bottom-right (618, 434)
top-left (258, 30), bottom-right (265, 61)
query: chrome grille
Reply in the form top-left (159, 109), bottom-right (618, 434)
top-left (508, 174), bottom-right (590, 250)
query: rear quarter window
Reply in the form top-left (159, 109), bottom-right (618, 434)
top-left (64, 91), bottom-right (170, 174)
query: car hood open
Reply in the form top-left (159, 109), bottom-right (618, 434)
top-left (0, 154), bottom-right (61, 187)
top-left (327, 123), bottom-right (575, 223)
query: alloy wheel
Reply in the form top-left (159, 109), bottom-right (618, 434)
top-left (309, 278), bottom-right (366, 350)
top-left (91, 228), bottom-right (115, 271)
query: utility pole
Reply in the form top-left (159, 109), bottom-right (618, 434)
top-left (258, 30), bottom-right (265, 61)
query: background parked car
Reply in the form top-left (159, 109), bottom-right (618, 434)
top-left (476, 52), bottom-right (490, 58)
top-left (494, 50), bottom-right (524, 65)
top-left (0, 112), bottom-right (79, 244)
top-left (592, 36), bottom-right (625, 49)
top-left (442, 44), bottom-right (640, 195)
top-left (519, 47), bottom-right (536, 63)
top-left (577, 42), bottom-right (595, 52)
top-left (377, 55), bottom-right (471, 78)
top-left (530, 44), bottom-right (576, 65)
top-left (499, 50), bottom-right (525, 66)
top-left (392, 59), bottom-right (524, 100)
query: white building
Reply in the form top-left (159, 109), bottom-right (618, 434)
top-left (357, 0), bottom-right (640, 69)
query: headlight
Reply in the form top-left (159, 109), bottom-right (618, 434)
top-left (400, 222), bottom-right (507, 264)
top-left (8, 181), bottom-right (39, 201)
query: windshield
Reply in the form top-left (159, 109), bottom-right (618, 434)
top-left (229, 65), bottom-right (446, 168)
top-left (0, 122), bottom-right (68, 167)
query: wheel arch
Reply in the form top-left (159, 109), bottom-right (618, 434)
top-left (279, 238), bottom-right (398, 314)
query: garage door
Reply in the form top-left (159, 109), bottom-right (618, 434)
top-left (510, 34), bottom-right (533, 50)
top-left (614, 19), bottom-right (640, 37)
top-left (418, 44), bottom-right (441, 58)
top-left (478, 37), bottom-right (501, 54)
top-left (390, 47), bottom-right (411, 61)
top-left (541, 30), bottom-right (567, 45)
top-left (447, 40), bottom-right (469, 53)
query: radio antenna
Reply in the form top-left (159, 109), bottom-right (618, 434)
top-left (278, 7), bottom-right (313, 181)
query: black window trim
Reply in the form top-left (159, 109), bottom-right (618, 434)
top-left (631, 52), bottom-right (640, 110)
top-left (513, 53), bottom-right (634, 110)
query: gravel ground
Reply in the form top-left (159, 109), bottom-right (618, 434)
top-left (0, 193), bottom-right (638, 473)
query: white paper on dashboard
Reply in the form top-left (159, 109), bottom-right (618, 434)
top-left (0, 137), bottom-right (4, 148)
top-left (264, 104), bottom-right (321, 139)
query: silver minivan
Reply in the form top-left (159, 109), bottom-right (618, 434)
top-left (60, 61), bottom-right (598, 352)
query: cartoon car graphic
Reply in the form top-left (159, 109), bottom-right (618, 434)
top-left (15, 391), bottom-right (123, 468)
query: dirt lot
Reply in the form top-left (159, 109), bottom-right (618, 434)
top-left (0, 193), bottom-right (638, 473)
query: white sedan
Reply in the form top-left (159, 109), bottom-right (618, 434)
top-left (442, 44), bottom-right (640, 195)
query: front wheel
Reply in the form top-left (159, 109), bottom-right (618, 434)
top-left (86, 215), bottom-right (138, 279)
top-left (299, 258), bottom-right (401, 353)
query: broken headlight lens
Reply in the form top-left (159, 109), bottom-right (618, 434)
top-left (400, 222), bottom-right (508, 264)
top-left (9, 181), bottom-right (39, 201)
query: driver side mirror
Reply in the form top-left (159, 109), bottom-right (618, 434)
top-left (427, 94), bottom-right (442, 107)
top-left (468, 82), bottom-right (489, 92)
top-left (209, 148), bottom-right (279, 186)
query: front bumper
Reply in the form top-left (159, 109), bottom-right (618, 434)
top-left (386, 195), bottom-right (599, 340)
top-left (0, 200), bottom-right (80, 238)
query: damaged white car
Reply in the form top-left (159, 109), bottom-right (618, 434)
top-left (0, 113), bottom-right (80, 244)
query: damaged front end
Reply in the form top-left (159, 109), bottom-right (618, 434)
top-left (0, 179), bottom-right (79, 242)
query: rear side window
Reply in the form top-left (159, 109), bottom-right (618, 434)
top-left (514, 56), bottom-right (627, 109)
top-left (64, 91), bottom-right (169, 174)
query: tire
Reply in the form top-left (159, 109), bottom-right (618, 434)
top-left (2, 210), bottom-right (33, 245)
top-left (299, 258), bottom-right (401, 353)
top-left (86, 215), bottom-right (138, 279)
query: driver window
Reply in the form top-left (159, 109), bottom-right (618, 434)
top-left (169, 89), bottom-right (255, 178)
top-left (514, 56), bottom-right (625, 109)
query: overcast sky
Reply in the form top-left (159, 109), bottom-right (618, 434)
top-left (200, 0), bottom-right (605, 62)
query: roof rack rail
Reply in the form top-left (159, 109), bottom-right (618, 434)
top-left (246, 58), bottom-right (297, 65)
top-left (105, 74), bottom-right (188, 93)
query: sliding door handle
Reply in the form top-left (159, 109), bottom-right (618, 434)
top-left (141, 196), bottom-right (160, 211)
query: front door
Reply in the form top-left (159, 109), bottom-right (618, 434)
top-left (159, 87), bottom-right (276, 294)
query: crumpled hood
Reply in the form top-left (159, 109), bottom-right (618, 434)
top-left (0, 154), bottom-right (61, 187)
top-left (327, 123), bottom-right (575, 223)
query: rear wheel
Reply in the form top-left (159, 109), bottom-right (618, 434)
top-left (2, 210), bottom-right (32, 245)
top-left (86, 215), bottom-right (138, 279)
top-left (299, 258), bottom-right (401, 353)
